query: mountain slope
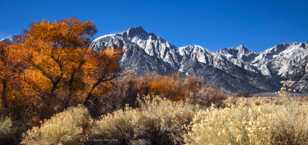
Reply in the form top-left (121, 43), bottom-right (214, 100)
top-left (252, 43), bottom-right (308, 92)
top-left (91, 27), bottom-right (307, 93)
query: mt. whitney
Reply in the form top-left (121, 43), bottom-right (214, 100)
top-left (91, 27), bottom-right (308, 94)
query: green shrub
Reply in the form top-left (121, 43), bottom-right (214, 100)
top-left (184, 102), bottom-right (308, 145)
top-left (21, 105), bottom-right (91, 145)
top-left (88, 96), bottom-right (199, 145)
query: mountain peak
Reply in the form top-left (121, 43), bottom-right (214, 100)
top-left (126, 26), bottom-right (146, 33)
top-left (218, 44), bottom-right (252, 55)
top-left (217, 44), bottom-right (257, 63)
top-left (0, 35), bottom-right (13, 42)
top-left (123, 26), bottom-right (156, 39)
top-left (290, 42), bottom-right (307, 48)
top-left (180, 44), bottom-right (211, 54)
top-left (183, 44), bottom-right (206, 49)
top-left (261, 42), bottom-right (307, 57)
top-left (235, 44), bottom-right (249, 52)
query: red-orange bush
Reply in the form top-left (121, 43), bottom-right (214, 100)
top-left (86, 73), bottom-right (226, 117)
top-left (141, 74), bottom-right (226, 105)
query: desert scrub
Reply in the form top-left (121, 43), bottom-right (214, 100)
top-left (21, 105), bottom-right (91, 145)
top-left (184, 105), bottom-right (273, 145)
top-left (184, 101), bottom-right (308, 145)
top-left (270, 103), bottom-right (308, 145)
top-left (88, 96), bottom-right (199, 145)
top-left (223, 94), bottom-right (303, 107)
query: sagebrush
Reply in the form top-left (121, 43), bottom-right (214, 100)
top-left (88, 96), bottom-right (199, 145)
top-left (21, 105), bottom-right (91, 145)
top-left (184, 98), bottom-right (308, 145)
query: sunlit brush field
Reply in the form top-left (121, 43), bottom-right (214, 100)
top-left (1, 89), bottom-right (308, 145)
top-left (1, 2), bottom-right (308, 143)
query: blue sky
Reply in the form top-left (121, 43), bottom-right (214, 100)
top-left (0, 0), bottom-right (307, 51)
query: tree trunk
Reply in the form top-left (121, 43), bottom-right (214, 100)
top-left (1, 79), bottom-right (8, 112)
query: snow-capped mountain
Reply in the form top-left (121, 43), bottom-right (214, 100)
top-left (252, 43), bottom-right (308, 92)
top-left (91, 27), bottom-right (307, 93)
top-left (218, 44), bottom-right (257, 62)
top-left (216, 44), bottom-right (260, 73)
top-left (0, 36), bottom-right (12, 42)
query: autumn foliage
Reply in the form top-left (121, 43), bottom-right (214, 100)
top-left (0, 18), bottom-right (121, 128)
top-left (0, 18), bottom-right (226, 144)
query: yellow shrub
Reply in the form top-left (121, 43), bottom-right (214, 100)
top-left (184, 101), bottom-right (308, 145)
top-left (89, 96), bottom-right (199, 145)
top-left (21, 105), bottom-right (91, 145)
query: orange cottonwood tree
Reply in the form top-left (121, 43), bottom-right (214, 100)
top-left (0, 18), bottom-right (121, 125)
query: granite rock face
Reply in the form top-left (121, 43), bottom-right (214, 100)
top-left (91, 27), bottom-right (307, 93)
